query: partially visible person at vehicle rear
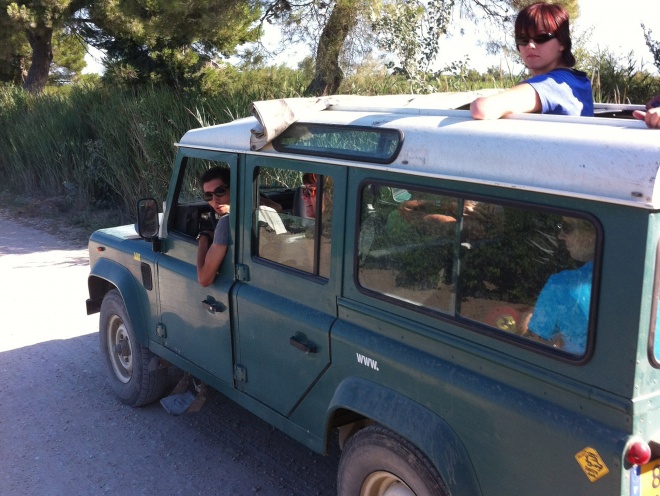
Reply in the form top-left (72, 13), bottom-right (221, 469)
top-left (633, 95), bottom-right (660, 129)
top-left (470, 2), bottom-right (594, 120)
top-left (197, 166), bottom-right (232, 287)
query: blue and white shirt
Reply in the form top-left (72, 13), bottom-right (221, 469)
top-left (525, 68), bottom-right (594, 117)
top-left (528, 261), bottom-right (593, 355)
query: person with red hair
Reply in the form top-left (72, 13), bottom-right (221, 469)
top-left (471, 2), bottom-right (593, 119)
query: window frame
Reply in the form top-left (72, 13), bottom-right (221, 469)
top-left (353, 179), bottom-right (602, 363)
top-left (250, 164), bottom-right (335, 280)
top-left (272, 123), bottom-right (404, 164)
top-left (167, 153), bottom-right (236, 242)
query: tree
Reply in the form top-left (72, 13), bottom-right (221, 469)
top-left (372, 0), bottom-right (454, 93)
top-left (0, 0), bottom-right (91, 92)
top-left (84, 0), bottom-right (262, 88)
top-left (307, 0), bottom-right (360, 94)
top-left (0, 10), bottom-right (86, 88)
top-left (262, 0), bottom-right (376, 95)
top-left (0, 13), bottom-right (30, 84)
top-left (50, 28), bottom-right (87, 84)
top-left (0, 0), bottom-right (261, 92)
top-left (88, 0), bottom-right (261, 87)
top-left (642, 24), bottom-right (660, 74)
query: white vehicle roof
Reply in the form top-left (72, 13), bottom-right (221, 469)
top-left (178, 93), bottom-right (660, 209)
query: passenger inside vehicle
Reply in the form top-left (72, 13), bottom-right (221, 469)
top-left (521, 218), bottom-right (595, 354)
top-left (256, 169), bottom-right (333, 278)
top-left (197, 166), bottom-right (232, 287)
top-left (293, 172), bottom-right (323, 220)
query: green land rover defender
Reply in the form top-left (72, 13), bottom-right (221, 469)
top-left (87, 93), bottom-right (660, 495)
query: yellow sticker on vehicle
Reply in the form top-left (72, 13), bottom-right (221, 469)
top-left (575, 447), bottom-right (610, 482)
top-left (134, 252), bottom-right (141, 261)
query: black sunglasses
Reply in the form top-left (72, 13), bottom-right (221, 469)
top-left (202, 186), bottom-right (228, 201)
top-left (515, 33), bottom-right (556, 47)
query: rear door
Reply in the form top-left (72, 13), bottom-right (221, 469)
top-left (232, 156), bottom-right (346, 415)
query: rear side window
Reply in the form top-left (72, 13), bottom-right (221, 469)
top-left (254, 166), bottom-right (334, 278)
top-left (357, 183), bottom-right (598, 358)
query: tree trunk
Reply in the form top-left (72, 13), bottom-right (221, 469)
top-left (18, 55), bottom-right (28, 85)
top-left (23, 26), bottom-right (54, 94)
top-left (306, 0), bottom-right (359, 96)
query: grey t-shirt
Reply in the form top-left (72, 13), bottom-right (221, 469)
top-left (213, 214), bottom-right (232, 245)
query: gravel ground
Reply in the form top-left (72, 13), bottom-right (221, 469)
top-left (0, 209), bottom-right (339, 496)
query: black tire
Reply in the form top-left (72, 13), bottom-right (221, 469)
top-left (338, 424), bottom-right (449, 496)
top-left (99, 289), bottom-right (167, 406)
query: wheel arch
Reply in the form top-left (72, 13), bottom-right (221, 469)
top-left (88, 258), bottom-right (150, 346)
top-left (327, 376), bottom-right (482, 496)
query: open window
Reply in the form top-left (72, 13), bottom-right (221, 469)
top-left (170, 157), bottom-right (231, 239)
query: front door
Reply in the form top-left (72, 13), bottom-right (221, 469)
top-left (157, 152), bottom-right (237, 385)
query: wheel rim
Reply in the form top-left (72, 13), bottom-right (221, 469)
top-left (106, 314), bottom-right (133, 384)
top-left (361, 471), bottom-right (416, 496)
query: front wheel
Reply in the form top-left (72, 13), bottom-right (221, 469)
top-left (337, 425), bottom-right (448, 496)
top-left (99, 289), bottom-right (166, 406)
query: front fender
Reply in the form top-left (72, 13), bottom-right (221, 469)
top-left (87, 257), bottom-right (150, 346)
top-left (327, 377), bottom-right (482, 496)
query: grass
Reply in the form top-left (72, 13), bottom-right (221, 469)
top-left (0, 60), bottom-right (659, 233)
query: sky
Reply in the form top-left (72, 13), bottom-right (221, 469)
top-left (83, 0), bottom-right (660, 75)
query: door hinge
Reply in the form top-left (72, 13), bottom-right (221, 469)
top-left (234, 364), bottom-right (247, 384)
top-left (235, 263), bottom-right (250, 282)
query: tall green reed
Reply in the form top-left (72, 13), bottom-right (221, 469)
top-left (1, 60), bottom-right (658, 229)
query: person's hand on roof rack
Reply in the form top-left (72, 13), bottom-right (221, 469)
top-left (633, 95), bottom-right (660, 129)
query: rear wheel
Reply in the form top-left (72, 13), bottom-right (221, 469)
top-left (338, 424), bottom-right (448, 496)
top-left (99, 289), bottom-right (167, 406)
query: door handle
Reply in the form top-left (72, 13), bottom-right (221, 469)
top-left (289, 335), bottom-right (317, 353)
top-left (202, 298), bottom-right (226, 314)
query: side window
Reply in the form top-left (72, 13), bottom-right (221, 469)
top-left (254, 166), bottom-right (334, 278)
top-left (358, 186), bottom-right (459, 314)
top-left (650, 243), bottom-right (660, 366)
top-left (357, 183), bottom-right (597, 357)
top-left (170, 157), bottom-right (230, 239)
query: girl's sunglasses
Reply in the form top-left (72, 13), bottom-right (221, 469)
top-left (515, 33), bottom-right (556, 47)
top-left (202, 186), bottom-right (228, 201)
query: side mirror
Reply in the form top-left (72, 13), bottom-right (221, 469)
top-left (137, 198), bottom-right (160, 239)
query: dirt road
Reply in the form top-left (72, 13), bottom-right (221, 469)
top-left (0, 211), bottom-right (338, 495)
